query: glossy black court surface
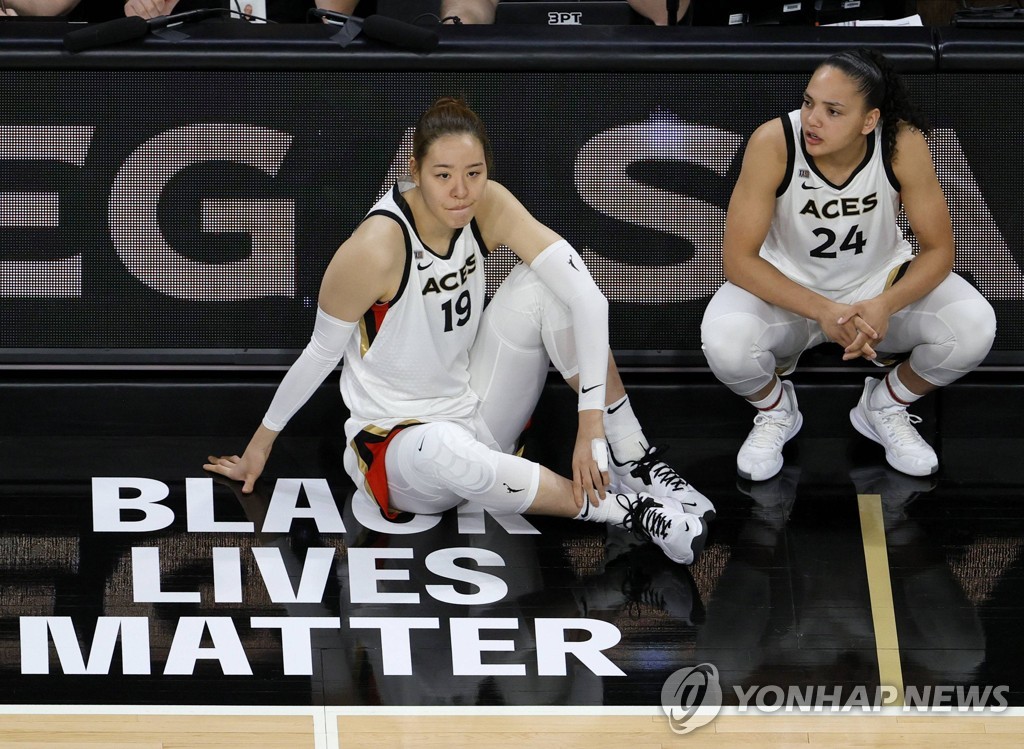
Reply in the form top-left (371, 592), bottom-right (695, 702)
top-left (1, 368), bottom-right (1021, 708)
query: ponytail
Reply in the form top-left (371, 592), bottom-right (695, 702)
top-left (818, 48), bottom-right (929, 163)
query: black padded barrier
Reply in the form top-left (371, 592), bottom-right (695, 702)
top-left (932, 27), bottom-right (1024, 357)
top-left (937, 27), bottom-right (1024, 72)
top-left (0, 21), bottom-right (1019, 366)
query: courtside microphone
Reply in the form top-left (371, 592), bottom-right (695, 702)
top-left (63, 16), bottom-right (147, 53)
top-left (309, 9), bottom-right (439, 53)
top-left (363, 14), bottom-right (439, 52)
top-left (63, 8), bottom-right (228, 53)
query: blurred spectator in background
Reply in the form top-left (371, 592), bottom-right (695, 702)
top-left (0, 0), bottom-right (997, 29)
top-left (121, 1), bottom-right (365, 21)
top-left (3, 0), bottom-right (79, 16)
top-left (439, 0), bottom-right (495, 24)
top-left (1, 0), bottom-right (370, 22)
top-left (625, 0), bottom-right (689, 24)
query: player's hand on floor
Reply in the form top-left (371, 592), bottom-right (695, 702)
top-left (204, 452), bottom-right (264, 494)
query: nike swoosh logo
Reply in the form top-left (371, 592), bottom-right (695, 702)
top-left (607, 400), bottom-right (627, 415)
top-left (580, 384), bottom-right (601, 394)
top-left (801, 182), bottom-right (821, 190)
top-left (417, 262), bottom-right (434, 270)
top-left (568, 256), bottom-right (579, 271)
top-left (418, 437), bottom-right (426, 452)
top-left (503, 483), bottom-right (525, 493)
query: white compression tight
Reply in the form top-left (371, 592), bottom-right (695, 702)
top-left (467, 261), bottom-right (580, 454)
top-left (700, 272), bottom-right (996, 397)
top-left (374, 261), bottom-right (586, 515)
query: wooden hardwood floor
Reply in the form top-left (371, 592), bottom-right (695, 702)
top-left (3, 711), bottom-right (1024, 748)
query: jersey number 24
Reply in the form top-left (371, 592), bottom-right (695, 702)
top-left (810, 224), bottom-right (866, 259)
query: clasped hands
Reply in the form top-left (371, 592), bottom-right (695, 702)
top-left (822, 298), bottom-right (891, 362)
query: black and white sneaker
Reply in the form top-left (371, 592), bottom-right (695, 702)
top-left (615, 492), bottom-right (708, 566)
top-left (610, 444), bottom-right (716, 522)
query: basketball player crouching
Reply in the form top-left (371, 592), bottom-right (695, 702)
top-left (701, 48), bottom-right (996, 482)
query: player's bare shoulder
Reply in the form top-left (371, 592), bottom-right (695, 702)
top-left (892, 120), bottom-right (930, 160)
top-left (896, 119), bottom-right (926, 140)
top-left (746, 118), bottom-right (789, 166)
top-left (471, 179), bottom-right (519, 246)
top-left (320, 213), bottom-right (406, 311)
top-left (733, 118), bottom-right (789, 196)
top-left (473, 178), bottom-right (514, 222)
top-left (339, 213), bottom-right (406, 270)
top-left (890, 120), bottom-right (936, 182)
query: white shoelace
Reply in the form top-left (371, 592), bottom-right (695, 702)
top-left (747, 412), bottom-right (795, 448)
top-left (877, 409), bottom-right (926, 447)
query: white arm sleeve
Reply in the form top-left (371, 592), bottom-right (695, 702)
top-left (261, 307), bottom-right (358, 432)
top-left (529, 239), bottom-right (609, 412)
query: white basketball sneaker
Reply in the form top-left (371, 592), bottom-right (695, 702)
top-left (610, 444), bottom-right (717, 522)
top-left (849, 377), bottom-right (938, 477)
top-left (615, 493), bottom-right (708, 566)
top-left (737, 380), bottom-right (803, 482)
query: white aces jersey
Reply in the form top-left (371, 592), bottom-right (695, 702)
top-left (340, 180), bottom-right (488, 434)
top-left (760, 109), bottom-right (914, 294)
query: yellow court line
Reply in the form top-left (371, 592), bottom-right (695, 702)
top-left (858, 492), bottom-right (905, 707)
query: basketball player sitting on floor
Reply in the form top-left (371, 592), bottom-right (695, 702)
top-left (206, 97), bottom-right (715, 565)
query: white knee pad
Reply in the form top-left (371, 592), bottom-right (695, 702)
top-left (412, 422), bottom-right (497, 494)
top-left (938, 297), bottom-right (997, 371)
top-left (401, 422), bottom-right (540, 514)
top-left (701, 312), bottom-right (776, 396)
top-left (911, 297), bottom-right (997, 386)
